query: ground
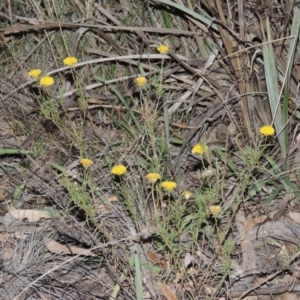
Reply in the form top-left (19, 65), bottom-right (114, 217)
top-left (1, 0), bottom-right (300, 299)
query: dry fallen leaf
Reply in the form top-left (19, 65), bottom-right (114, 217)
top-left (245, 215), bottom-right (268, 230)
top-left (3, 246), bottom-right (14, 260)
top-left (43, 237), bottom-right (98, 257)
top-left (288, 212), bottom-right (300, 224)
top-left (147, 251), bottom-right (167, 269)
top-left (8, 209), bottom-right (52, 222)
top-left (0, 233), bottom-right (7, 243)
top-left (158, 282), bottom-right (177, 300)
top-left (184, 253), bottom-right (194, 268)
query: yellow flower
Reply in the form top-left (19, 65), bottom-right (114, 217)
top-left (192, 144), bottom-right (206, 155)
top-left (111, 164), bottom-right (127, 176)
top-left (28, 69), bottom-right (42, 78)
top-left (63, 56), bottom-right (78, 66)
top-left (161, 181), bottom-right (177, 191)
top-left (80, 158), bottom-right (94, 169)
top-left (182, 190), bottom-right (193, 200)
top-left (39, 76), bottom-right (54, 87)
top-left (157, 44), bottom-right (169, 54)
top-left (146, 173), bottom-right (161, 183)
top-left (135, 76), bottom-right (147, 87)
top-left (210, 205), bottom-right (221, 217)
top-left (260, 125), bottom-right (275, 136)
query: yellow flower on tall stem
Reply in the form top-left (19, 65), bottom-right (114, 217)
top-left (28, 69), bottom-right (42, 78)
top-left (135, 76), bottom-right (147, 87)
top-left (63, 56), bottom-right (78, 66)
top-left (39, 75), bottom-right (54, 87)
top-left (182, 190), bottom-right (193, 200)
top-left (192, 144), bottom-right (206, 155)
top-left (146, 173), bottom-right (161, 183)
top-left (210, 205), bottom-right (221, 217)
top-left (80, 158), bottom-right (94, 169)
top-left (260, 125), bottom-right (275, 136)
top-left (157, 44), bottom-right (169, 54)
top-left (161, 181), bottom-right (177, 191)
top-left (111, 164), bottom-right (127, 176)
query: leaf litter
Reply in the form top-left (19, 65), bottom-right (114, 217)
top-left (1, 0), bottom-right (300, 299)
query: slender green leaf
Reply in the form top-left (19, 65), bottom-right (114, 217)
top-left (263, 17), bottom-right (286, 157)
top-left (153, 0), bottom-right (218, 31)
top-left (215, 148), bottom-right (239, 177)
top-left (97, 77), bottom-right (141, 131)
top-left (134, 248), bottom-right (144, 300)
top-left (266, 155), bottom-right (298, 193)
top-left (0, 149), bottom-right (31, 155)
top-left (283, 9), bottom-right (300, 149)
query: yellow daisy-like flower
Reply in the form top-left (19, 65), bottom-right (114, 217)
top-left (111, 164), bottom-right (127, 176)
top-left (192, 144), bottom-right (206, 155)
top-left (182, 190), bottom-right (193, 200)
top-left (63, 56), bottom-right (78, 66)
top-left (39, 76), bottom-right (54, 87)
top-left (161, 181), bottom-right (177, 191)
top-left (28, 69), bottom-right (42, 78)
top-left (260, 125), bottom-right (275, 136)
top-left (210, 205), bottom-right (221, 217)
top-left (157, 44), bottom-right (169, 54)
top-left (146, 173), bottom-right (161, 183)
top-left (135, 76), bottom-right (147, 87)
top-left (80, 158), bottom-right (94, 169)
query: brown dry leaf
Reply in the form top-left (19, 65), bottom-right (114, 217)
top-left (43, 237), bottom-right (98, 257)
top-left (106, 195), bottom-right (118, 202)
top-left (146, 251), bottom-right (167, 270)
top-left (245, 215), bottom-right (268, 230)
top-left (0, 233), bottom-right (7, 243)
top-left (8, 209), bottom-right (52, 222)
top-left (183, 253), bottom-right (193, 268)
top-left (94, 195), bottom-right (118, 215)
top-left (234, 295), bottom-right (298, 300)
top-left (14, 231), bottom-right (30, 239)
top-left (3, 246), bottom-right (14, 260)
top-left (288, 212), bottom-right (300, 224)
top-left (0, 177), bottom-right (10, 202)
top-left (0, 192), bottom-right (8, 202)
top-left (158, 282), bottom-right (177, 300)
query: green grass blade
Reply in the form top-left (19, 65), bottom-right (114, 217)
top-left (97, 77), bottom-right (141, 131)
top-left (153, 0), bottom-right (218, 31)
top-left (263, 18), bottom-right (286, 157)
top-left (134, 248), bottom-right (144, 300)
top-left (265, 155), bottom-right (298, 193)
top-left (215, 148), bottom-right (239, 177)
top-left (283, 9), bottom-right (300, 148)
top-left (109, 273), bottom-right (126, 300)
top-left (0, 149), bottom-right (31, 155)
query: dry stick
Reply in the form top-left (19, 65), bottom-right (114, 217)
top-left (0, 22), bottom-right (200, 36)
top-left (12, 234), bottom-right (140, 300)
top-left (236, 270), bottom-right (282, 300)
top-left (3, 54), bottom-right (179, 100)
top-left (236, 248), bottom-right (300, 300)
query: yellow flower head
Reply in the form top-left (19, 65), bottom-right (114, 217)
top-left (210, 205), bottom-right (221, 217)
top-left (157, 44), bottom-right (169, 54)
top-left (135, 76), bottom-right (147, 87)
top-left (161, 181), bottom-right (177, 191)
top-left (80, 158), bottom-right (94, 169)
top-left (111, 164), bottom-right (127, 176)
top-left (182, 190), bottom-right (193, 200)
top-left (39, 76), bottom-right (54, 87)
top-left (192, 144), bottom-right (206, 155)
top-left (260, 125), bottom-right (275, 136)
top-left (63, 56), bottom-right (78, 66)
top-left (146, 173), bottom-right (161, 183)
top-left (28, 69), bottom-right (42, 78)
